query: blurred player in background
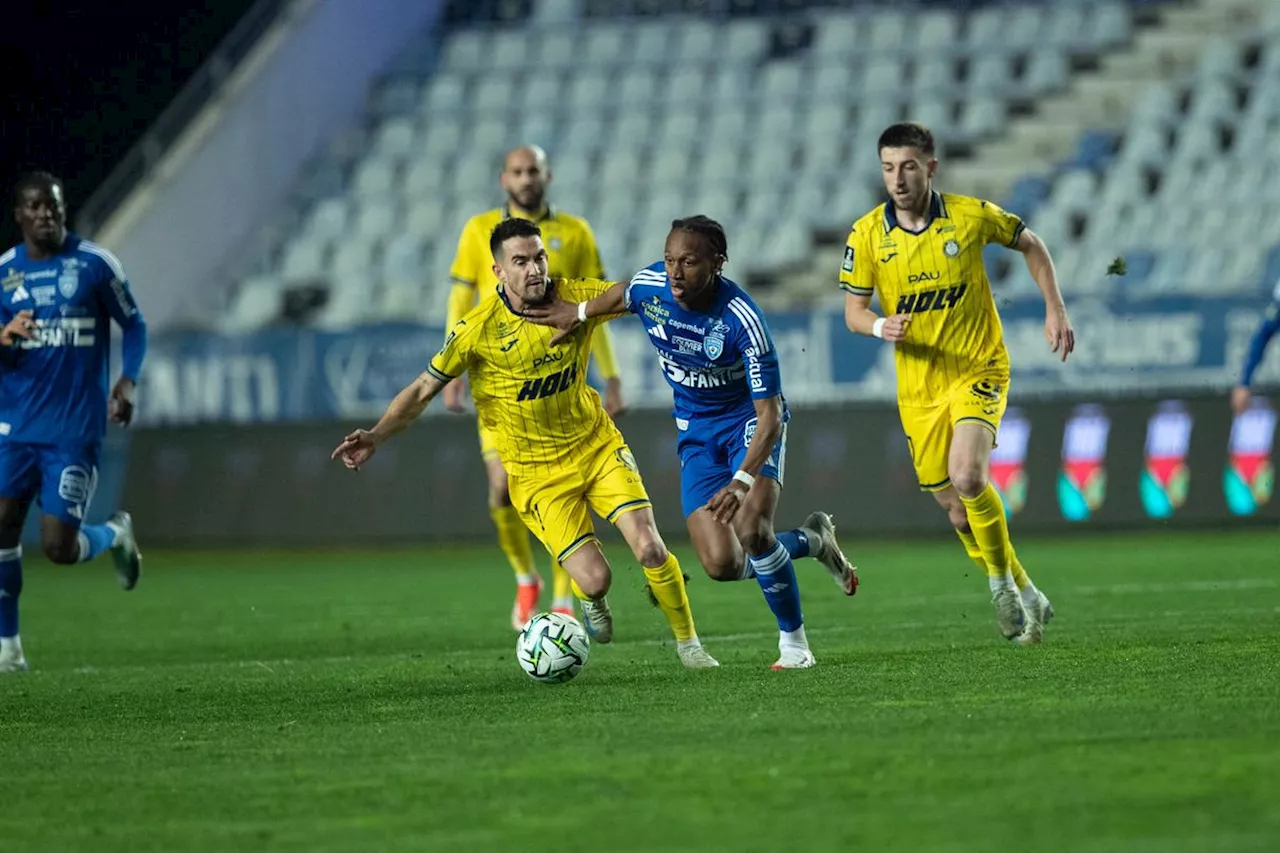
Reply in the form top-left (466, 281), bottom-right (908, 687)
top-left (1231, 278), bottom-right (1280, 413)
top-left (443, 145), bottom-right (626, 631)
top-left (0, 171), bottom-right (146, 673)
top-left (526, 216), bottom-right (858, 670)
top-left (335, 219), bottom-right (718, 669)
top-left (840, 123), bottom-right (1074, 645)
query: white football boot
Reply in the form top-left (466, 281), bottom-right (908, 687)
top-left (802, 511), bottom-right (859, 596)
top-left (0, 636), bottom-right (28, 673)
top-left (992, 586), bottom-right (1026, 639)
top-left (677, 641), bottom-right (720, 669)
top-left (771, 644), bottom-right (816, 670)
top-left (1015, 590), bottom-right (1054, 646)
top-left (579, 596), bottom-right (614, 644)
top-left (107, 511), bottom-right (142, 591)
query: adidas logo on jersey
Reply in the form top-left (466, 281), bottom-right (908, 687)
top-left (647, 325), bottom-right (668, 340)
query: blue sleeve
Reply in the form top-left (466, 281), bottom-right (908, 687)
top-left (96, 260), bottom-right (148, 382)
top-left (1241, 302), bottom-right (1280, 387)
top-left (731, 300), bottom-right (782, 399)
top-left (624, 262), bottom-right (666, 313)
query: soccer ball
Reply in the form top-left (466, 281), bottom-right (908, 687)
top-left (516, 612), bottom-right (590, 683)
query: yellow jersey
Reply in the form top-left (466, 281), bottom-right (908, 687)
top-left (445, 204), bottom-right (619, 380)
top-left (839, 191), bottom-right (1024, 407)
top-left (428, 277), bottom-right (620, 480)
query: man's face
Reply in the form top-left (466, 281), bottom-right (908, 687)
top-left (500, 149), bottom-right (549, 212)
top-left (15, 182), bottom-right (66, 252)
top-left (493, 235), bottom-right (551, 305)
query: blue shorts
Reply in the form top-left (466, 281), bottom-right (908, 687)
top-left (0, 442), bottom-right (99, 526)
top-left (676, 414), bottom-right (788, 518)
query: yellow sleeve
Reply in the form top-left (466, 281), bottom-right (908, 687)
top-left (837, 226), bottom-right (875, 297)
top-left (977, 200), bottom-right (1026, 248)
top-left (576, 219), bottom-right (607, 280)
top-left (589, 323), bottom-right (619, 380)
top-left (426, 318), bottom-right (478, 382)
top-left (445, 219), bottom-right (483, 332)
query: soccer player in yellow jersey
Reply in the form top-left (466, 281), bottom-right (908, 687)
top-left (442, 145), bottom-right (626, 631)
top-left (840, 123), bottom-right (1075, 645)
top-left (333, 218), bottom-right (718, 669)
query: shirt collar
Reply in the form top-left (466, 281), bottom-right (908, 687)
top-left (882, 191), bottom-right (947, 235)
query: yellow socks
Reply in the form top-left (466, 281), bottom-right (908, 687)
top-left (490, 505), bottom-right (536, 582)
top-left (955, 528), bottom-right (988, 576)
top-left (643, 553), bottom-right (697, 642)
top-left (1009, 550), bottom-right (1032, 591)
top-left (959, 484), bottom-right (1013, 583)
top-left (551, 561), bottom-right (574, 611)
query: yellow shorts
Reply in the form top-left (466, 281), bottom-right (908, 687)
top-left (478, 421), bottom-right (500, 460)
top-left (507, 435), bottom-right (652, 564)
top-left (900, 374), bottom-right (1009, 492)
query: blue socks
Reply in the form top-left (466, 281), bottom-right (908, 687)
top-left (751, 540), bottom-right (804, 632)
top-left (0, 546), bottom-right (22, 638)
top-left (77, 524), bottom-right (117, 563)
top-left (776, 528), bottom-right (812, 560)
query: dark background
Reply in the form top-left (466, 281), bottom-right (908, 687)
top-left (0, 1), bottom-right (255, 247)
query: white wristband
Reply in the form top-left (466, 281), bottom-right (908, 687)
top-left (577, 301), bottom-right (589, 323)
top-left (732, 470), bottom-right (755, 489)
top-left (872, 317), bottom-right (886, 339)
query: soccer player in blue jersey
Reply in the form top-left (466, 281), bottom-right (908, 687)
top-left (526, 216), bottom-right (857, 669)
top-left (1232, 279), bottom-right (1280, 414)
top-left (0, 172), bottom-right (146, 673)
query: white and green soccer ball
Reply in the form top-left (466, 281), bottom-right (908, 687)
top-left (516, 612), bottom-right (590, 683)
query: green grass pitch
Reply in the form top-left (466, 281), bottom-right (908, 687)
top-left (2, 530), bottom-right (1278, 852)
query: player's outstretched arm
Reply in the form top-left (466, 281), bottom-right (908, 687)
top-left (706, 395), bottom-right (784, 525)
top-left (844, 292), bottom-right (910, 342)
top-left (523, 281), bottom-right (628, 344)
top-left (331, 371), bottom-right (446, 470)
top-left (1233, 305), bottom-right (1280, 412)
top-left (1013, 228), bottom-right (1074, 361)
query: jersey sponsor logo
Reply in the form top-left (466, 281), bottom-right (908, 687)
top-left (841, 246), bottom-right (854, 272)
top-left (935, 225), bottom-right (956, 235)
top-left (59, 258), bottom-right (81, 299)
top-left (668, 318), bottom-right (706, 335)
top-left (908, 271), bottom-right (941, 284)
top-left (703, 322), bottom-right (729, 361)
top-left (109, 278), bottom-right (136, 317)
top-left (14, 317), bottom-right (96, 349)
top-left (32, 285), bottom-right (58, 306)
top-left (895, 283), bottom-right (968, 315)
top-left (1, 270), bottom-right (22, 291)
top-left (516, 364), bottom-right (578, 401)
top-left (642, 296), bottom-right (670, 323)
top-left (647, 324), bottom-right (668, 341)
top-left (532, 350), bottom-right (564, 369)
top-left (672, 336), bottom-right (702, 354)
top-left (23, 269), bottom-right (57, 281)
top-left (745, 347), bottom-right (765, 392)
top-left (658, 353), bottom-right (744, 389)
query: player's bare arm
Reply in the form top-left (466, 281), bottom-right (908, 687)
top-left (844, 292), bottom-right (910, 342)
top-left (706, 395), bottom-right (784, 526)
top-left (331, 371), bottom-right (446, 470)
top-left (1012, 227), bottom-right (1074, 361)
top-left (521, 280), bottom-right (627, 344)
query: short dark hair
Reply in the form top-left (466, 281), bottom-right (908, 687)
top-left (14, 171), bottom-right (63, 206)
top-left (490, 218), bottom-right (542, 260)
top-left (670, 215), bottom-right (728, 259)
top-left (878, 122), bottom-right (935, 156)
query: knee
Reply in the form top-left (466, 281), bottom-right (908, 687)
top-left (950, 467), bottom-right (989, 499)
top-left (42, 536), bottom-right (79, 565)
top-left (736, 519), bottom-right (773, 557)
top-left (632, 533), bottom-right (669, 569)
top-left (703, 555), bottom-right (741, 582)
top-left (576, 563), bottom-right (611, 599)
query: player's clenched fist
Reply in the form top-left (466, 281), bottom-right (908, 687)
top-left (0, 310), bottom-right (36, 346)
top-left (880, 314), bottom-right (911, 342)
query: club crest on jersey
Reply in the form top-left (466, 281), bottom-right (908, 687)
top-left (703, 321), bottom-right (729, 361)
top-left (943, 239), bottom-right (960, 258)
top-left (548, 237), bottom-right (562, 251)
top-left (58, 259), bottom-right (80, 299)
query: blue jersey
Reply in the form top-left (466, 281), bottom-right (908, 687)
top-left (624, 262), bottom-right (784, 422)
top-left (0, 235), bottom-right (147, 446)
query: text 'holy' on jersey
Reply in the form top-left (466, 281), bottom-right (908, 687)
top-left (624, 262), bottom-right (784, 421)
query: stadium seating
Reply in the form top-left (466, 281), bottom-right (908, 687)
top-left (220, 0), bottom-right (1280, 332)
